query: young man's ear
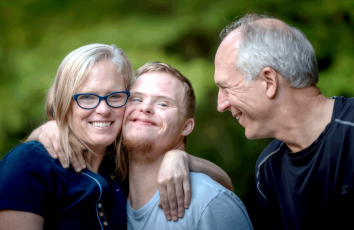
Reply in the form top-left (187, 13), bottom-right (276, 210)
top-left (260, 67), bottom-right (278, 99)
top-left (181, 118), bottom-right (195, 136)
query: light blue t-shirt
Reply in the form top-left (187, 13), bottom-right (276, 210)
top-left (127, 172), bottom-right (253, 230)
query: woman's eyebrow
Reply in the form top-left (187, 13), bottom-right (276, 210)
top-left (77, 89), bottom-right (123, 94)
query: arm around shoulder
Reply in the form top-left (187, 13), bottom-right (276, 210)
top-left (189, 154), bottom-right (234, 192)
top-left (25, 125), bottom-right (43, 142)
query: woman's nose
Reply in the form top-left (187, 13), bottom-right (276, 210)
top-left (95, 100), bottom-right (111, 115)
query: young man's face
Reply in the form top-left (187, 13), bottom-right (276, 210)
top-left (123, 71), bottom-right (191, 158)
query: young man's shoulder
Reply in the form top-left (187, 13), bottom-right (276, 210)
top-left (188, 172), bottom-right (253, 230)
top-left (190, 172), bottom-right (229, 193)
top-left (190, 172), bottom-right (237, 201)
top-left (189, 172), bottom-right (236, 206)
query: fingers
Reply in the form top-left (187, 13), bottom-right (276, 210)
top-left (40, 134), bottom-right (67, 169)
top-left (43, 145), bottom-right (58, 159)
top-left (157, 182), bottom-right (172, 221)
top-left (160, 190), bottom-right (172, 221)
top-left (38, 122), bottom-right (69, 168)
top-left (39, 131), bottom-right (57, 158)
top-left (167, 183), bottom-right (179, 221)
top-left (57, 150), bottom-right (69, 169)
top-left (51, 137), bottom-right (64, 161)
top-left (183, 176), bottom-right (191, 209)
top-left (70, 149), bottom-right (86, 173)
top-left (175, 176), bottom-right (185, 218)
top-left (76, 150), bottom-right (86, 170)
top-left (51, 139), bottom-right (68, 169)
top-left (70, 154), bottom-right (82, 173)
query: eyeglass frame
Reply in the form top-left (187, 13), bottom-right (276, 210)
top-left (73, 91), bottom-right (130, 109)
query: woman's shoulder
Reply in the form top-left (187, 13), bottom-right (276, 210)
top-left (0, 141), bottom-right (64, 217)
top-left (1, 140), bottom-right (58, 172)
top-left (5, 140), bottom-right (50, 157)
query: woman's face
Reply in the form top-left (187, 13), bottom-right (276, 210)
top-left (70, 60), bottom-right (126, 150)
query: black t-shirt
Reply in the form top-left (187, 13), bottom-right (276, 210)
top-left (255, 96), bottom-right (354, 230)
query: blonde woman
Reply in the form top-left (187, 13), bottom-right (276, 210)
top-left (0, 44), bottom-right (232, 230)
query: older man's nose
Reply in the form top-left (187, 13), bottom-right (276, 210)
top-left (217, 90), bottom-right (231, 113)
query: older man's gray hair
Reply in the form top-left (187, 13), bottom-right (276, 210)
top-left (220, 13), bottom-right (318, 88)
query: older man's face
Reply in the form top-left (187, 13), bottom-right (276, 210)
top-left (214, 33), bottom-right (271, 140)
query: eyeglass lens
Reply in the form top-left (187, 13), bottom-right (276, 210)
top-left (77, 93), bottom-right (128, 108)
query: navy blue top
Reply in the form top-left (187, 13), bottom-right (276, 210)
top-left (255, 96), bottom-right (354, 230)
top-left (0, 140), bottom-right (127, 230)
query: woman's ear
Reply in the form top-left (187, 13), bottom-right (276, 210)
top-left (181, 118), bottom-right (195, 136)
top-left (260, 67), bottom-right (278, 99)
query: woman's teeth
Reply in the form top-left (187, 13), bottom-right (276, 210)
top-left (90, 122), bottom-right (112, 127)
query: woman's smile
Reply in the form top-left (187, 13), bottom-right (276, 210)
top-left (89, 121), bottom-right (114, 128)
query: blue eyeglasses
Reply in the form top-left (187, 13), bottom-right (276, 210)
top-left (73, 91), bottom-right (130, 109)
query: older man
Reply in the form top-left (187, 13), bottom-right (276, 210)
top-left (215, 14), bottom-right (354, 229)
top-left (124, 62), bottom-right (252, 229)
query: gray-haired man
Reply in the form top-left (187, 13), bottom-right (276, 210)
top-left (215, 14), bottom-right (354, 229)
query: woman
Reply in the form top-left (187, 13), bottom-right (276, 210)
top-left (0, 44), bottom-right (133, 229)
top-left (0, 44), bottom-right (232, 229)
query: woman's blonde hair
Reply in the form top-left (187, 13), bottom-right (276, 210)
top-left (46, 43), bottom-right (132, 180)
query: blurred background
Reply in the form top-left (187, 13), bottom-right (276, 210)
top-left (1, 0), bottom-right (353, 225)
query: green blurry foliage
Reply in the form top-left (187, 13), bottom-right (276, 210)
top-left (1, 0), bottom-right (354, 200)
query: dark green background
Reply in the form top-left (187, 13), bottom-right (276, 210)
top-left (1, 0), bottom-right (353, 223)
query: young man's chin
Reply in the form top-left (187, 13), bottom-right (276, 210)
top-left (123, 133), bottom-right (155, 151)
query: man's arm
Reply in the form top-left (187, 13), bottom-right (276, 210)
top-left (189, 154), bottom-right (233, 191)
top-left (0, 210), bottom-right (44, 230)
top-left (26, 125), bottom-right (43, 142)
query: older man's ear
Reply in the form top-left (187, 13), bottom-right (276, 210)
top-left (181, 118), bottom-right (195, 136)
top-left (260, 67), bottom-right (278, 99)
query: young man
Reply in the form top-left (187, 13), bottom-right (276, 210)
top-left (123, 62), bottom-right (253, 229)
top-left (215, 13), bottom-right (354, 229)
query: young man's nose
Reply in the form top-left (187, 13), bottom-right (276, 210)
top-left (139, 101), bottom-right (154, 115)
top-left (217, 89), bottom-right (231, 112)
